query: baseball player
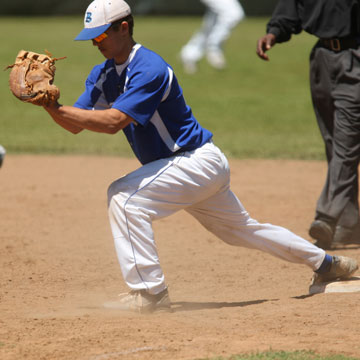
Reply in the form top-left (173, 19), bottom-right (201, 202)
top-left (42, 0), bottom-right (358, 313)
top-left (179, 0), bottom-right (245, 74)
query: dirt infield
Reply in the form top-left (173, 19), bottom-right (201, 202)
top-left (1, 155), bottom-right (360, 360)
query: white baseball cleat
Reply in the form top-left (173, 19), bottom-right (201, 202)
top-left (179, 51), bottom-right (198, 74)
top-left (180, 57), bottom-right (198, 74)
top-left (182, 61), bottom-right (197, 74)
top-left (206, 50), bottom-right (226, 70)
top-left (309, 255), bottom-right (359, 294)
top-left (103, 288), bottom-right (172, 314)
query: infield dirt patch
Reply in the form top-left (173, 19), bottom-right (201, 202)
top-left (1, 155), bottom-right (360, 360)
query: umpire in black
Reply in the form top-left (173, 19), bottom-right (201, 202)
top-left (256, 0), bottom-right (360, 250)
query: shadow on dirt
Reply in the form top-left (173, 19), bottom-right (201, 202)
top-left (292, 294), bottom-right (314, 300)
top-left (171, 298), bottom-right (277, 312)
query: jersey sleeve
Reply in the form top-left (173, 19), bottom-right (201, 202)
top-left (266, 0), bottom-right (302, 43)
top-left (111, 62), bottom-right (170, 126)
top-left (74, 65), bottom-right (107, 110)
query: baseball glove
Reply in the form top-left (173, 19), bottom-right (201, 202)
top-left (5, 50), bottom-right (66, 106)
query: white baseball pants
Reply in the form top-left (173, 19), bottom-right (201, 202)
top-left (180, 0), bottom-right (245, 62)
top-left (107, 142), bottom-right (325, 294)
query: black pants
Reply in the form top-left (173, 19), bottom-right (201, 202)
top-left (310, 42), bottom-right (360, 229)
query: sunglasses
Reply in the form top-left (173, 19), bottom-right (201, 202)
top-left (93, 32), bottom-right (108, 43)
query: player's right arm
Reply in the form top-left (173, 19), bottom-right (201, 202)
top-left (44, 62), bottom-right (135, 134)
top-left (44, 104), bottom-right (135, 134)
top-left (44, 106), bottom-right (84, 134)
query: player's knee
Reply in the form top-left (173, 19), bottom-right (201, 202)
top-left (107, 179), bottom-right (129, 207)
top-left (235, 8), bottom-right (245, 23)
top-left (223, 6), bottom-right (244, 27)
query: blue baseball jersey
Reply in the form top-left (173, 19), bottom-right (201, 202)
top-left (74, 44), bottom-right (213, 164)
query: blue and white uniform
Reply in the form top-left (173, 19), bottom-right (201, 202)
top-left (76, 44), bottom-right (326, 295)
top-left (75, 44), bottom-right (212, 164)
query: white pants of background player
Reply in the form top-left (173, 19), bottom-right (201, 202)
top-left (108, 141), bottom-right (325, 295)
top-left (180, 0), bottom-right (245, 69)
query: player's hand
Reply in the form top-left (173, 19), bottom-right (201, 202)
top-left (256, 34), bottom-right (276, 61)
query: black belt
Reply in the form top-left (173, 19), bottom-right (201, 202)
top-left (320, 37), bottom-right (359, 52)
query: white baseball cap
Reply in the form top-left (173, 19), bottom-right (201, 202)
top-left (75, 0), bottom-right (131, 41)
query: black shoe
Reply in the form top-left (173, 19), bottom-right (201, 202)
top-left (309, 220), bottom-right (334, 250)
top-left (332, 225), bottom-right (354, 247)
top-left (333, 225), bottom-right (360, 247)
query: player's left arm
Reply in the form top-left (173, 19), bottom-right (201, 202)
top-left (44, 103), bottom-right (135, 134)
top-left (257, 0), bottom-right (302, 61)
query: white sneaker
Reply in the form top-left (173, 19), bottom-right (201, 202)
top-left (180, 57), bottom-right (197, 75)
top-left (103, 288), bottom-right (172, 314)
top-left (179, 50), bottom-right (198, 74)
top-left (183, 61), bottom-right (197, 74)
top-left (206, 50), bottom-right (226, 70)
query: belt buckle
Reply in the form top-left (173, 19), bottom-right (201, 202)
top-left (330, 38), bottom-right (341, 51)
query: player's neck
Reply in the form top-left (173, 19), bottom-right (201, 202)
top-left (113, 39), bottom-right (136, 65)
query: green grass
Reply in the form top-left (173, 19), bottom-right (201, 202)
top-left (200, 351), bottom-right (360, 360)
top-left (0, 16), bottom-right (323, 159)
